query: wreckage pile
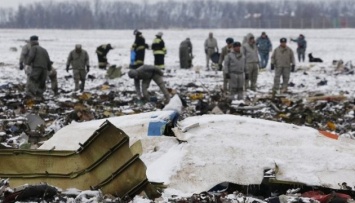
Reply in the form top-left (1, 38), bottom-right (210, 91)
top-left (1, 179), bottom-right (354, 203)
top-left (1, 63), bottom-right (355, 147)
top-left (0, 180), bottom-right (124, 202)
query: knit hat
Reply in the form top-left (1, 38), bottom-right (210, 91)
top-left (233, 42), bottom-right (241, 47)
top-left (30, 35), bottom-right (38, 41)
top-left (226, 38), bottom-right (234, 44)
top-left (280, 38), bottom-right (287, 43)
top-left (133, 29), bottom-right (141, 35)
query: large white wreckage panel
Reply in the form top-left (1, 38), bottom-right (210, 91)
top-left (40, 113), bottom-right (355, 194)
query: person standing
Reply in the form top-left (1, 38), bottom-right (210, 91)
top-left (48, 61), bottom-right (58, 95)
top-left (204, 32), bottom-right (218, 70)
top-left (219, 37), bottom-right (234, 92)
top-left (19, 40), bottom-right (31, 71)
top-left (179, 38), bottom-right (193, 69)
top-left (151, 32), bottom-right (167, 70)
top-left (128, 65), bottom-right (170, 104)
top-left (25, 35), bottom-right (51, 100)
top-left (131, 30), bottom-right (149, 69)
top-left (271, 38), bottom-right (295, 94)
top-left (19, 39), bottom-right (32, 93)
top-left (66, 44), bottom-right (90, 92)
top-left (242, 33), bottom-right (259, 91)
top-left (224, 42), bottom-right (247, 100)
top-left (256, 32), bottom-right (272, 69)
top-left (96, 44), bottom-right (113, 70)
top-left (291, 34), bottom-right (307, 62)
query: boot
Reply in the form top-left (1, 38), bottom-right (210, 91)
top-left (281, 88), bottom-right (288, 94)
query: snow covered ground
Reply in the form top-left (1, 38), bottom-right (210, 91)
top-left (1, 28), bottom-right (354, 98)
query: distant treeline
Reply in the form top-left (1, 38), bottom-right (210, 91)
top-left (0, 0), bottom-right (355, 29)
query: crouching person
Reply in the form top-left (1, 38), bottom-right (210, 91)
top-left (224, 42), bottom-right (247, 100)
top-left (128, 65), bottom-right (171, 104)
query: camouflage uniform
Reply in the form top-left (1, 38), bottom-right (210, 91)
top-left (242, 33), bottom-right (259, 91)
top-left (256, 33), bottom-right (272, 69)
top-left (128, 65), bottom-right (170, 103)
top-left (19, 42), bottom-right (32, 94)
top-left (67, 48), bottom-right (90, 92)
top-left (204, 33), bottom-right (218, 69)
top-left (26, 40), bottom-right (51, 99)
top-left (224, 50), bottom-right (247, 100)
top-left (48, 67), bottom-right (58, 95)
top-left (271, 45), bottom-right (295, 92)
top-left (219, 45), bottom-right (232, 92)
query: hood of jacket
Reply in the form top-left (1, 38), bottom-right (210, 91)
top-left (128, 69), bottom-right (138, 79)
top-left (246, 33), bottom-right (255, 42)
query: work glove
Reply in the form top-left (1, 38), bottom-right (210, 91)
top-left (291, 64), bottom-right (295, 72)
top-left (86, 65), bottom-right (90, 73)
top-left (245, 74), bottom-right (249, 80)
top-left (218, 64), bottom-right (223, 70)
top-left (225, 73), bottom-right (230, 79)
top-left (66, 65), bottom-right (70, 72)
top-left (271, 64), bottom-right (275, 70)
top-left (19, 63), bottom-right (24, 70)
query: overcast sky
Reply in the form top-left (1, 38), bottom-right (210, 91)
top-left (0, 0), bottom-right (328, 9)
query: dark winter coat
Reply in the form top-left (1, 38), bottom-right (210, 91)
top-left (96, 44), bottom-right (112, 56)
top-left (256, 36), bottom-right (272, 54)
top-left (152, 36), bottom-right (166, 55)
top-left (131, 34), bottom-right (149, 67)
top-left (291, 36), bottom-right (307, 49)
top-left (180, 39), bottom-right (193, 52)
top-left (26, 42), bottom-right (51, 70)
